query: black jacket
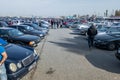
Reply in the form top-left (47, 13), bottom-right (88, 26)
top-left (87, 26), bottom-right (97, 37)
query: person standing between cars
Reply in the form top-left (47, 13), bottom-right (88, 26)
top-left (0, 39), bottom-right (8, 80)
top-left (87, 23), bottom-right (97, 49)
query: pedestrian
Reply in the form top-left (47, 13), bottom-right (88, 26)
top-left (87, 23), bottom-right (97, 49)
top-left (0, 38), bottom-right (8, 80)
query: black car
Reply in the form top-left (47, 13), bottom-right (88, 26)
top-left (0, 38), bottom-right (39, 80)
top-left (8, 25), bottom-right (45, 38)
top-left (94, 33), bottom-right (120, 50)
top-left (0, 27), bottom-right (41, 47)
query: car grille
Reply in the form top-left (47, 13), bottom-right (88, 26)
top-left (22, 54), bottom-right (34, 67)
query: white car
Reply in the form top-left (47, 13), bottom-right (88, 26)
top-left (76, 24), bottom-right (89, 35)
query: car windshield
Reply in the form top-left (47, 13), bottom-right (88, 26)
top-left (25, 26), bottom-right (34, 31)
top-left (97, 26), bottom-right (110, 32)
top-left (8, 29), bottom-right (24, 37)
top-left (106, 27), bottom-right (120, 33)
top-left (32, 24), bottom-right (39, 29)
top-left (1, 22), bottom-right (8, 27)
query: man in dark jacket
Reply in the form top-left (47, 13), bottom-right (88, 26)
top-left (87, 23), bottom-right (97, 49)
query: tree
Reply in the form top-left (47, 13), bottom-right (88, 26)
top-left (115, 10), bottom-right (120, 16)
top-left (106, 10), bottom-right (108, 17)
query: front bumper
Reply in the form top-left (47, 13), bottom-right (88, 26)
top-left (7, 55), bottom-right (39, 80)
top-left (94, 41), bottom-right (108, 48)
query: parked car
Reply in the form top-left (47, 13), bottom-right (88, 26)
top-left (94, 33), bottom-right (120, 50)
top-left (76, 24), bottom-right (89, 35)
top-left (39, 20), bottom-right (51, 28)
top-left (96, 25), bottom-right (111, 35)
top-left (23, 23), bottom-right (48, 34)
top-left (8, 25), bottom-right (45, 38)
top-left (0, 38), bottom-right (39, 80)
top-left (0, 27), bottom-right (41, 47)
top-left (71, 21), bottom-right (81, 28)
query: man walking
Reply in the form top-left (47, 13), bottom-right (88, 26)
top-left (87, 23), bottom-right (97, 49)
top-left (0, 38), bottom-right (8, 80)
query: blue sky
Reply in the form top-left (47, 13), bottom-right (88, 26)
top-left (0, 0), bottom-right (119, 17)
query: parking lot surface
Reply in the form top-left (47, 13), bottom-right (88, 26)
top-left (22, 28), bottom-right (120, 80)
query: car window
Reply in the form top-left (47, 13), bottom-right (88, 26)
top-left (25, 26), bottom-right (34, 31)
top-left (32, 24), bottom-right (39, 28)
top-left (98, 26), bottom-right (110, 32)
top-left (0, 29), bottom-right (8, 35)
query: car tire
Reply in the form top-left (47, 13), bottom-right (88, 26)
top-left (108, 43), bottom-right (116, 50)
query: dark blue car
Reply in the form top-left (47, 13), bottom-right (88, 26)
top-left (0, 38), bottom-right (39, 80)
top-left (8, 25), bottom-right (45, 38)
top-left (0, 27), bottom-right (41, 47)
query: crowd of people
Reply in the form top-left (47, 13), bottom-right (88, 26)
top-left (49, 19), bottom-right (64, 29)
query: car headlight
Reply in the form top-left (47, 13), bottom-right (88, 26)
top-left (29, 41), bottom-right (35, 45)
top-left (40, 34), bottom-right (43, 37)
top-left (9, 63), bottom-right (17, 72)
top-left (17, 63), bottom-right (22, 69)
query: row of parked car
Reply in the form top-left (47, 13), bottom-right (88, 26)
top-left (72, 21), bottom-right (120, 51)
top-left (69, 20), bottom-right (120, 61)
top-left (0, 20), bottom-right (50, 80)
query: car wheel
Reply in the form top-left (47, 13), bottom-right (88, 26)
top-left (108, 43), bottom-right (116, 50)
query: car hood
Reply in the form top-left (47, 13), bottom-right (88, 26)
top-left (95, 34), bottom-right (114, 41)
top-left (14, 35), bottom-right (39, 42)
top-left (31, 30), bottom-right (43, 34)
top-left (97, 32), bottom-right (106, 35)
top-left (5, 44), bottom-right (33, 61)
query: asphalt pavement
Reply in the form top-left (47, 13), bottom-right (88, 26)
top-left (22, 28), bottom-right (120, 80)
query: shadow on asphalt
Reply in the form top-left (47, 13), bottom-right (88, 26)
top-left (48, 29), bottom-right (120, 73)
top-left (48, 36), bottom-right (89, 56)
top-left (85, 52), bottom-right (120, 73)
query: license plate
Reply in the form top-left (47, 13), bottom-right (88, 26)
top-left (28, 62), bottom-right (36, 71)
